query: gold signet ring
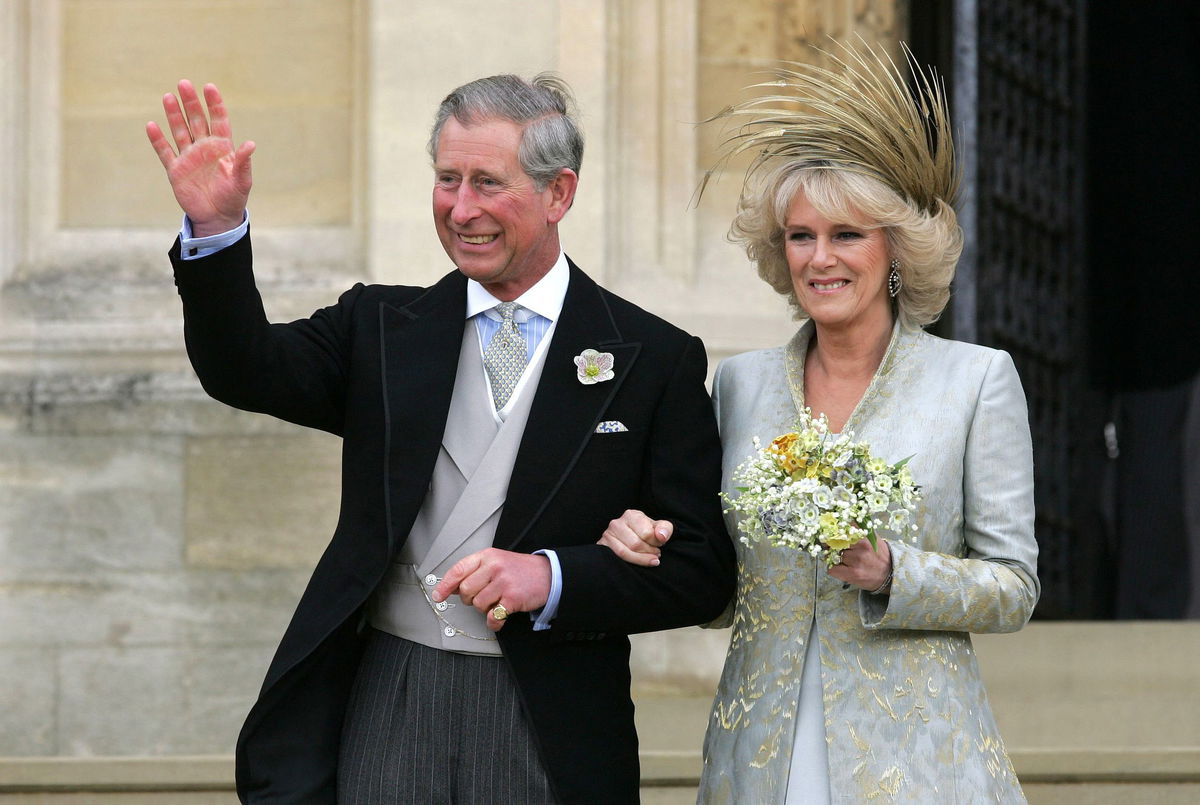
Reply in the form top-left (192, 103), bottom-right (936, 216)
top-left (491, 604), bottom-right (509, 621)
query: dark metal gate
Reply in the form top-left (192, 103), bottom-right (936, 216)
top-left (913, 0), bottom-right (1097, 617)
top-left (974, 1), bottom-right (1092, 618)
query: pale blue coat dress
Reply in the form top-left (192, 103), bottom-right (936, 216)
top-left (698, 320), bottom-right (1039, 804)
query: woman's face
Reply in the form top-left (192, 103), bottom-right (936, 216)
top-left (784, 190), bottom-right (893, 335)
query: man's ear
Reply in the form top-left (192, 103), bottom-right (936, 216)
top-left (544, 168), bottom-right (579, 224)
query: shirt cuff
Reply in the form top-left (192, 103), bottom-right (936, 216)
top-left (530, 549), bottom-right (562, 631)
top-left (179, 211), bottom-right (249, 260)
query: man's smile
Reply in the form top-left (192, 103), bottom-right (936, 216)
top-left (458, 233), bottom-right (498, 245)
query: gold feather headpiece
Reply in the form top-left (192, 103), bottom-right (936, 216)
top-left (702, 39), bottom-right (958, 214)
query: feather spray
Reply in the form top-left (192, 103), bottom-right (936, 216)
top-left (701, 38), bottom-right (958, 213)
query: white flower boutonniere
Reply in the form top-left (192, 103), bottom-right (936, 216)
top-left (574, 349), bottom-right (615, 385)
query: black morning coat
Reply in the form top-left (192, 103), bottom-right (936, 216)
top-left (170, 232), bottom-right (736, 804)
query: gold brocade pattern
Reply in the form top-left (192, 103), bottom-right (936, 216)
top-left (700, 323), bottom-right (1038, 804)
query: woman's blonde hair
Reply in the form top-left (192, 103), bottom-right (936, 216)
top-left (732, 161), bottom-right (962, 328)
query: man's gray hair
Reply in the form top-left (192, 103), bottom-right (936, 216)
top-left (428, 73), bottom-right (584, 190)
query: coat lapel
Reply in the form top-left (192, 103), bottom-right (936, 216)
top-left (495, 260), bottom-right (641, 548)
top-left (379, 270), bottom-right (467, 556)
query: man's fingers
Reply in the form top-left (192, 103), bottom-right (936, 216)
top-left (145, 122), bottom-right (176, 170)
top-left (432, 553), bottom-right (483, 602)
top-left (178, 79), bottom-right (211, 141)
top-left (486, 601), bottom-right (510, 632)
top-left (432, 549), bottom-right (550, 618)
top-left (471, 579), bottom-right (506, 615)
top-left (162, 92), bottom-right (193, 151)
top-left (232, 141), bottom-right (256, 193)
top-left (204, 83), bottom-right (232, 140)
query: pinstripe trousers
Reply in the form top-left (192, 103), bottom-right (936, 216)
top-left (337, 628), bottom-right (557, 804)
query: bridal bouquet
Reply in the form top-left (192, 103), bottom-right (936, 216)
top-left (724, 408), bottom-right (920, 566)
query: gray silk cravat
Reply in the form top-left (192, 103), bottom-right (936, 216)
top-left (483, 302), bottom-right (528, 409)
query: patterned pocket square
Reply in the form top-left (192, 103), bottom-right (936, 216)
top-left (595, 420), bottom-right (629, 434)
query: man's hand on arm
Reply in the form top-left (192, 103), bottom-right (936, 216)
top-left (146, 79), bottom-right (254, 236)
top-left (432, 548), bottom-right (552, 632)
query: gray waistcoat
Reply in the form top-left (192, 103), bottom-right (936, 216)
top-left (369, 320), bottom-right (547, 656)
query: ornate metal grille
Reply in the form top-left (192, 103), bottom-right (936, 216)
top-left (972, 1), bottom-right (1089, 617)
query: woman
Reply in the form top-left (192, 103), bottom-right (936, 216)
top-left (601, 44), bottom-right (1039, 802)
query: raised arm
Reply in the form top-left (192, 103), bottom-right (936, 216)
top-left (146, 80), bottom-right (254, 235)
top-left (157, 81), bottom-right (351, 435)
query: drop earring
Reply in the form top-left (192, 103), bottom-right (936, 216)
top-left (888, 259), bottom-right (902, 298)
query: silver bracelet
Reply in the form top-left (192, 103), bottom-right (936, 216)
top-left (868, 568), bottom-right (893, 596)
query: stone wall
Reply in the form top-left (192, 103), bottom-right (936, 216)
top-left (0, 0), bottom-right (901, 757)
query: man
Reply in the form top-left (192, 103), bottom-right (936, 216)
top-left (146, 74), bottom-right (734, 803)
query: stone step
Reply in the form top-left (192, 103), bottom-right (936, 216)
top-left (3, 749), bottom-right (1199, 803)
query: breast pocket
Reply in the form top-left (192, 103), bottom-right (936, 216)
top-left (585, 428), bottom-right (639, 453)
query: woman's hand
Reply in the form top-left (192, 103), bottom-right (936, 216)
top-left (828, 537), bottom-right (892, 593)
top-left (597, 509), bottom-right (673, 567)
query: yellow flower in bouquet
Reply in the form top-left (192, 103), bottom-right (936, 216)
top-left (768, 431), bottom-right (833, 480)
top-left (767, 433), bottom-right (803, 474)
top-left (821, 517), bottom-right (858, 552)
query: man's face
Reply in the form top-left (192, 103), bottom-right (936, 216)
top-left (432, 117), bottom-right (575, 300)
